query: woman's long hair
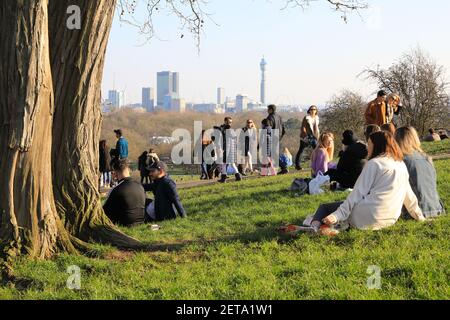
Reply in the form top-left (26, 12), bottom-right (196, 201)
top-left (315, 132), bottom-right (334, 162)
top-left (369, 131), bottom-right (403, 161)
top-left (395, 126), bottom-right (431, 161)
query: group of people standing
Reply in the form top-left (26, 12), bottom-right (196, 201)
top-left (198, 105), bottom-right (288, 183)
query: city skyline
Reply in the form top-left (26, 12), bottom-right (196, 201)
top-left (102, 0), bottom-right (450, 106)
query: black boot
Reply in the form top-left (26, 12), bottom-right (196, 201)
top-left (218, 174), bottom-right (228, 183)
top-left (235, 173), bottom-right (242, 182)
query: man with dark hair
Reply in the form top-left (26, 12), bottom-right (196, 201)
top-left (114, 129), bottom-right (129, 159)
top-left (365, 90), bottom-right (388, 126)
top-left (144, 161), bottom-right (187, 221)
top-left (424, 128), bottom-right (442, 142)
top-left (103, 159), bottom-right (146, 227)
top-left (266, 105), bottom-right (286, 139)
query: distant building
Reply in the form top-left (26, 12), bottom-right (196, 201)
top-left (236, 94), bottom-right (249, 113)
top-left (142, 87), bottom-right (155, 112)
top-left (157, 71), bottom-right (180, 107)
top-left (108, 90), bottom-right (125, 108)
top-left (217, 87), bottom-right (225, 105)
top-left (163, 94), bottom-right (172, 111)
top-left (193, 103), bottom-right (224, 114)
top-left (260, 57), bottom-right (267, 105)
top-left (171, 98), bottom-right (186, 113)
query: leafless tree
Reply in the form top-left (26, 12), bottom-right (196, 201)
top-left (363, 48), bottom-right (449, 135)
top-left (0, 0), bottom-right (370, 271)
top-left (321, 90), bottom-right (367, 143)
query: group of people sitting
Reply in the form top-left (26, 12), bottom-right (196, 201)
top-left (103, 158), bottom-right (186, 226)
top-left (294, 90), bottom-right (447, 235)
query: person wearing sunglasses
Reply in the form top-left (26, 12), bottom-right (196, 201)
top-left (295, 105), bottom-right (320, 170)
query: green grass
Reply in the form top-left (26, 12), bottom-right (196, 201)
top-left (422, 139), bottom-right (450, 156)
top-left (1, 159), bottom-right (449, 300)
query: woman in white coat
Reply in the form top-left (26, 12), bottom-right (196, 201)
top-left (310, 131), bottom-right (425, 233)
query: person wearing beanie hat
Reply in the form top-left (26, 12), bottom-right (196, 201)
top-left (325, 130), bottom-right (368, 189)
top-left (365, 90), bottom-right (388, 126)
top-left (144, 161), bottom-right (187, 221)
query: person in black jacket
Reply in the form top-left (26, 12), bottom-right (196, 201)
top-left (138, 151), bottom-right (150, 184)
top-left (266, 105), bottom-right (286, 140)
top-left (325, 130), bottom-right (368, 189)
top-left (99, 140), bottom-right (112, 188)
top-left (214, 117), bottom-right (241, 183)
top-left (144, 161), bottom-right (187, 222)
top-left (103, 159), bottom-right (146, 227)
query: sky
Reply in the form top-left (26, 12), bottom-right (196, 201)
top-left (102, 0), bottom-right (450, 106)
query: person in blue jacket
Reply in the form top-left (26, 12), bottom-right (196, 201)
top-left (114, 129), bottom-right (129, 159)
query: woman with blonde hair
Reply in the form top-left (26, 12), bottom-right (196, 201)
top-left (386, 93), bottom-right (402, 125)
top-left (310, 132), bottom-right (335, 178)
top-left (395, 126), bottom-right (445, 218)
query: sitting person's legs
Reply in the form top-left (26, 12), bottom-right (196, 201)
top-left (311, 201), bottom-right (344, 229)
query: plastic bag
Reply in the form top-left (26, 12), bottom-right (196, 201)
top-left (308, 172), bottom-right (330, 195)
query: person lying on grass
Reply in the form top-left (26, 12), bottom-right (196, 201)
top-left (144, 161), bottom-right (187, 222)
top-left (395, 126), bottom-right (445, 218)
top-left (103, 158), bottom-right (146, 227)
top-left (309, 131), bottom-right (426, 234)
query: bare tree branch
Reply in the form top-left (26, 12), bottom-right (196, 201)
top-left (117, 0), bottom-right (369, 48)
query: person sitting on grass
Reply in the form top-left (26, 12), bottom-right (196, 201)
top-left (364, 124), bottom-right (381, 143)
top-left (325, 130), bottom-right (368, 189)
top-left (103, 158), bottom-right (146, 227)
top-left (395, 126), bottom-right (445, 218)
top-left (307, 131), bottom-right (425, 235)
top-left (310, 132), bottom-right (336, 178)
top-left (279, 147), bottom-right (293, 175)
top-left (144, 161), bottom-right (187, 222)
top-left (424, 128), bottom-right (441, 142)
top-left (381, 122), bottom-right (396, 136)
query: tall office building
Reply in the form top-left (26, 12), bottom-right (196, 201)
top-left (260, 57), bottom-right (267, 105)
top-left (108, 90), bottom-right (125, 108)
top-left (236, 94), bottom-right (249, 113)
top-left (157, 71), bottom-right (180, 108)
top-left (172, 72), bottom-right (180, 98)
top-left (142, 87), bottom-right (155, 112)
top-left (217, 87), bottom-right (225, 105)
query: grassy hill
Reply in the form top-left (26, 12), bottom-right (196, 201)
top-left (1, 155), bottom-right (449, 299)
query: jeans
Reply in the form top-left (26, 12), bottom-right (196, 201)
top-left (200, 162), bottom-right (208, 179)
top-left (312, 201), bottom-right (344, 225)
top-left (295, 137), bottom-right (317, 169)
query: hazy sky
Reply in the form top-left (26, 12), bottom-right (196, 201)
top-left (102, 0), bottom-right (450, 106)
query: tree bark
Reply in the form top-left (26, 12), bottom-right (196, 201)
top-left (0, 0), bottom-right (76, 259)
top-left (48, 0), bottom-right (142, 249)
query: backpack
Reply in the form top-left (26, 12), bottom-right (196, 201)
top-left (289, 178), bottom-right (310, 195)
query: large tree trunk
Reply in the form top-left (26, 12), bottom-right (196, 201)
top-left (48, 0), bottom-right (142, 249)
top-left (0, 0), bottom-right (76, 260)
